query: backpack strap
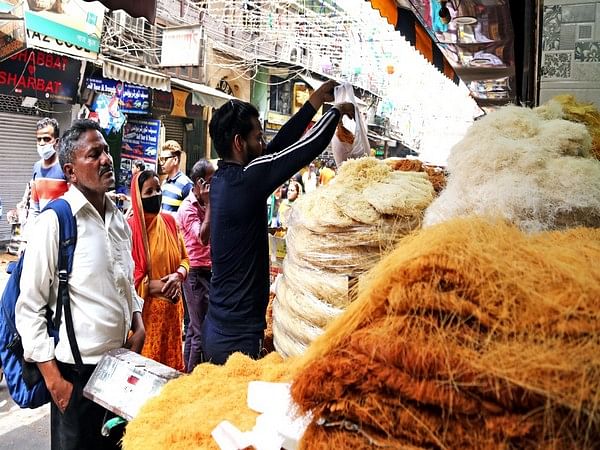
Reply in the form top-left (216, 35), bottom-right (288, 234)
top-left (43, 199), bottom-right (83, 371)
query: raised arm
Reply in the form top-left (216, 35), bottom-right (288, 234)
top-left (266, 80), bottom-right (337, 154)
top-left (244, 102), bottom-right (354, 197)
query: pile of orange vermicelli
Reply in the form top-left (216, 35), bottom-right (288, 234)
top-left (122, 352), bottom-right (290, 450)
top-left (385, 157), bottom-right (446, 193)
top-left (291, 217), bottom-right (600, 449)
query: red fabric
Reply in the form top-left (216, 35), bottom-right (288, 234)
top-left (128, 173), bottom-right (148, 288)
top-left (128, 173), bottom-right (180, 287)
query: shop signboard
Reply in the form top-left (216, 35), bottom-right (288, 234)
top-left (160, 25), bottom-right (202, 67)
top-left (151, 88), bottom-right (202, 119)
top-left (265, 110), bottom-right (290, 131)
top-left (85, 77), bottom-right (150, 114)
top-left (0, 48), bottom-right (81, 103)
top-left (151, 88), bottom-right (173, 115)
top-left (26, 28), bottom-right (97, 60)
top-left (216, 78), bottom-right (233, 96)
top-left (24, 0), bottom-right (105, 53)
top-left (121, 118), bottom-right (161, 162)
top-left (0, 1), bottom-right (26, 61)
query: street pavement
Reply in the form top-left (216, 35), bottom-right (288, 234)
top-left (0, 253), bottom-right (50, 449)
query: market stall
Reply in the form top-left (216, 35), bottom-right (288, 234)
top-left (115, 99), bottom-right (600, 449)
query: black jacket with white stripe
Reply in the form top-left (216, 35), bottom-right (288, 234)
top-left (208, 102), bottom-right (340, 334)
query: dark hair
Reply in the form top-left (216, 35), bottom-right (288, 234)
top-left (189, 159), bottom-right (213, 184)
top-left (209, 99), bottom-right (259, 159)
top-left (137, 170), bottom-right (159, 192)
top-left (36, 117), bottom-right (59, 138)
top-left (132, 159), bottom-right (146, 171)
top-left (59, 119), bottom-right (103, 169)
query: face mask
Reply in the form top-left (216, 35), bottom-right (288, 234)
top-left (141, 194), bottom-right (162, 214)
top-left (37, 143), bottom-right (55, 160)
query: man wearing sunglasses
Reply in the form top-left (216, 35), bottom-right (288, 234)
top-left (159, 140), bottom-right (193, 215)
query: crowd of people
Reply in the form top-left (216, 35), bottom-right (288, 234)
top-left (11, 80), bottom-right (352, 448)
top-left (268, 158), bottom-right (337, 228)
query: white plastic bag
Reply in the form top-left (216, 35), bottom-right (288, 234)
top-left (331, 82), bottom-right (370, 167)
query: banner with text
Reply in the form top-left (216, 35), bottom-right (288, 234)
top-left (85, 77), bottom-right (150, 114)
top-left (0, 48), bottom-right (81, 102)
top-left (24, 0), bottom-right (105, 53)
top-left (121, 118), bottom-right (161, 161)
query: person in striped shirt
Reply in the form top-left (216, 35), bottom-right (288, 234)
top-left (29, 117), bottom-right (69, 218)
top-left (159, 140), bottom-right (193, 215)
top-left (21, 117), bottom-right (68, 254)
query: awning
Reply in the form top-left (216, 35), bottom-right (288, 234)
top-left (102, 59), bottom-right (171, 91)
top-left (367, 1), bottom-right (458, 85)
top-left (367, 130), bottom-right (385, 142)
top-left (365, 0), bottom-right (519, 107)
top-left (171, 78), bottom-right (235, 109)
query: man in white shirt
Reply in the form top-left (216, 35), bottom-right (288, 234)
top-left (16, 119), bottom-right (145, 449)
top-left (302, 162), bottom-right (318, 193)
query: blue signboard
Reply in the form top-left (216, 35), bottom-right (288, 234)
top-left (121, 118), bottom-right (161, 161)
top-left (85, 77), bottom-right (150, 114)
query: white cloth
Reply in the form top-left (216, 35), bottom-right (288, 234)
top-left (302, 171), bottom-right (317, 193)
top-left (16, 185), bottom-right (143, 365)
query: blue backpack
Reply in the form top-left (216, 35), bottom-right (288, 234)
top-left (0, 198), bottom-right (81, 408)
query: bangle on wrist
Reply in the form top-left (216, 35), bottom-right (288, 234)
top-left (176, 268), bottom-right (186, 282)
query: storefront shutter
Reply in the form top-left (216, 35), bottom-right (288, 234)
top-left (0, 111), bottom-right (42, 244)
top-left (161, 116), bottom-right (185, 149)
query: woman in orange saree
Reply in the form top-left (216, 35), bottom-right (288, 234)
top-left (128, 170), bottom-right (189, 371)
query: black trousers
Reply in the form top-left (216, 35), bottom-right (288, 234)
top-left (201, 318), bottom-right (264, 365)
top-left (51, 362), bottom-right (123, 450)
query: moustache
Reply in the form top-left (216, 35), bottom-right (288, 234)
top-left (99, 166), bottom-right (113, 176)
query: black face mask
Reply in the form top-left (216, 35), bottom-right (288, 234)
top-left (141, 194), bottom-right (161, 214)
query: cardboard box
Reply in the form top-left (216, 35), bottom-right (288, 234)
top-left (83, 348), bottom-right (182, 421)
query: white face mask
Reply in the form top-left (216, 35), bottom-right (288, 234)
top-left (37, 143), bottom-right (56, 160)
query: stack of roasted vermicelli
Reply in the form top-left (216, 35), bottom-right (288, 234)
top-left (385, 157), bottom-right (447, 193)
top-left (273, 157), bottom-right (435, 357)
top-left (122, 353), bottom-right (290, 450)
top-left (336, 122), bottom-right (355, 144)
top-left (291, 218), bottom-right (600, 449)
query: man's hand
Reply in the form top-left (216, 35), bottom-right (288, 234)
top-left (37, 360), bottom-right (73, 413)
top-left (309, 79), bottom-right (337, 110)
top-left (199, 181), bottom-right (210, 205)
top-left (124, 311), bottom-right (145, 353)
top-left (334, 102), bottom-right (355, 120)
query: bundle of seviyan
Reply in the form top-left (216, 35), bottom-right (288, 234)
top-left (424, 101), bottom-right (600, 232)
top-left (273, 157), bottom-right (435, 357)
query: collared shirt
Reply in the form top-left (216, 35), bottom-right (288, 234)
top-left (176, 191), bottom-right (211, 268)
top-left (16, 185), bottom-right (143, 365)
top-left (161, 170), bottom-right (193, 213)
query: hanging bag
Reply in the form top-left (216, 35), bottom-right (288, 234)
top-left (331, 82), bottom-right (370, 167)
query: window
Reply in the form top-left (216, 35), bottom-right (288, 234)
top-left (269, 76), bottom-right (292, 114)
